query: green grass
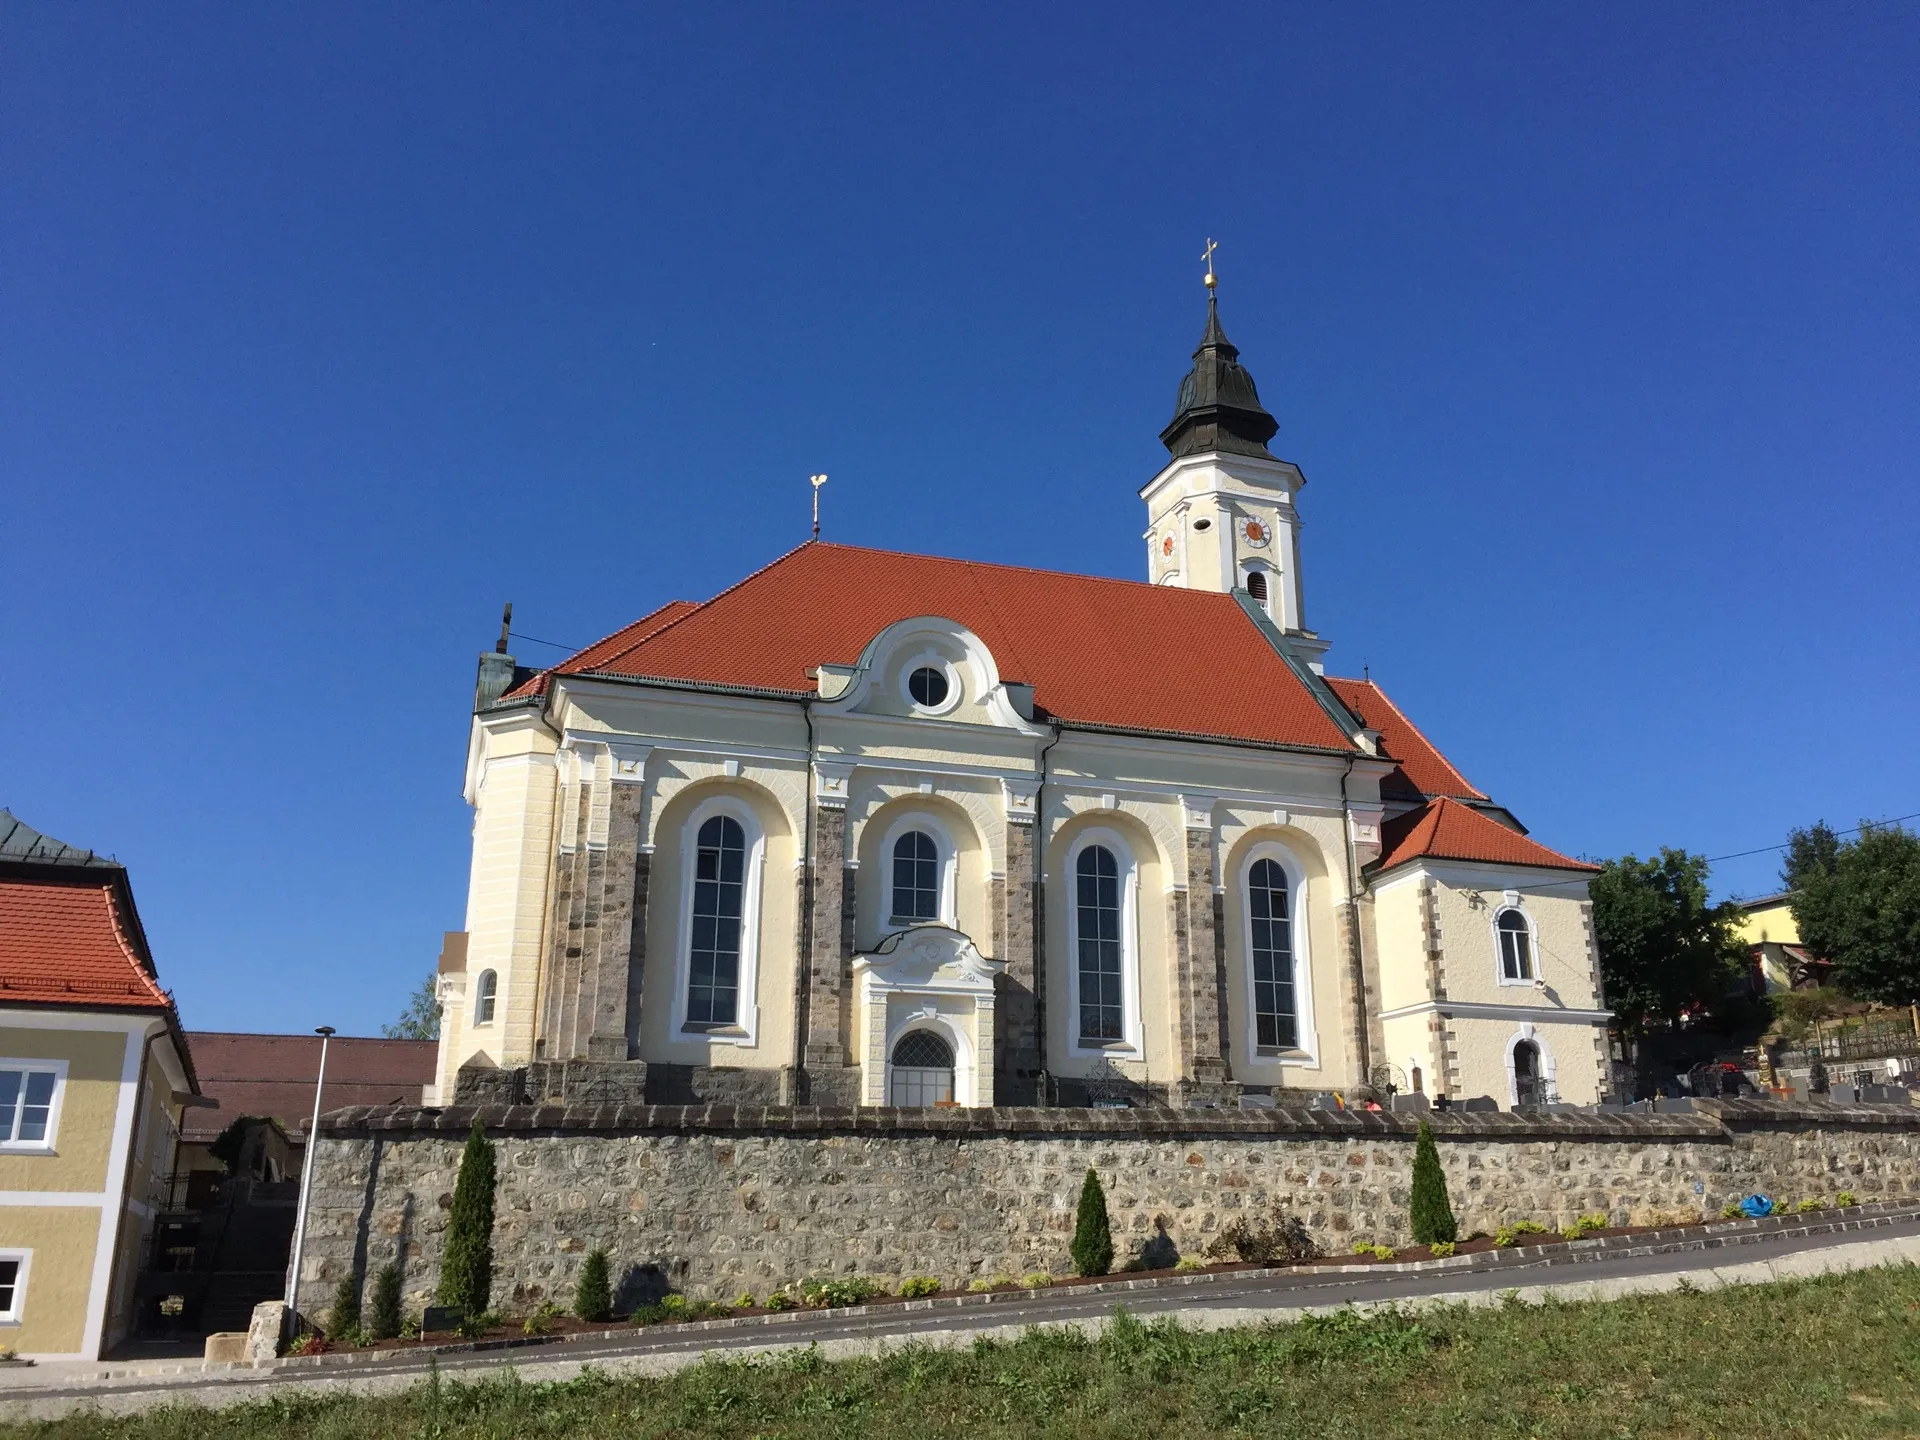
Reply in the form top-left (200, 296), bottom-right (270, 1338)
top-left (19, 1265), bottom-right (1920, 1439)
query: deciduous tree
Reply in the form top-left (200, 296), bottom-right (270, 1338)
top-left (1792, 823), bottom-right (1920, 1006)
top-left (1590, 848), bottom-right (1747, 1034)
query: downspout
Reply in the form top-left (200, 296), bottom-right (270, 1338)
top-left (1031, 721), bottom-right (1063, 1105)
top-left (1338, 753), bottom-right (1374, 1091)
top-left (793, 699), bottom-right (817, 1103)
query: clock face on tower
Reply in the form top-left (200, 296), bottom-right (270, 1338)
top-left (1239, 517), bottom-right (1271, 548)
top-left (1161, 535), bottom-right (1176, 559)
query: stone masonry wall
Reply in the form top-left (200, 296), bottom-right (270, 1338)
top-left (298, 1100), bottom-right (1920, 1320)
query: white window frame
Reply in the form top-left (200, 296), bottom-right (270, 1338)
top-left (0, 1059), bottom-right (67, 1153)
top-left (1505, 1023), bottom-right (1558, 1107)
top-left (1492, 904), bottom-right (1540, 987)
top-left (1239, 560), bottom-right (1276, 617)
top-left (671, 794), bottom-right (766, 1047)
top-left (472, 970), bottom-right (499, 1026)
top-left (1065, 827), bottom-right (1143, 1058)
top-left (898, 651), bottom-right (962, 717)
top-left (879, 811), bottom-right (958, 927)
top-left (884, 1015), bottom-right (976, 1106)
top-left (1238, 841), bottom-right (1320, 1068)
top-left (0, 1250), bottom-right (29, 1324)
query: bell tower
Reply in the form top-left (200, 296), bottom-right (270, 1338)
top-left (1141, 269), bottom-right (1326, 670)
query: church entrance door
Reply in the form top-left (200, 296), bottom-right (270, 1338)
top-left (889, 1031), bottom-right (955, 1106)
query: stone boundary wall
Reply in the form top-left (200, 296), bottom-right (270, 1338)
top-left (297, 1100), bottom-right (1920, 1320)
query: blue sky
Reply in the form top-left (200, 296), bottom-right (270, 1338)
top-left (5, 6), bottom-right (1916, 1037)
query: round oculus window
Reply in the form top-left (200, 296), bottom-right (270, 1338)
top-left (907, 665), bottom-right (950, 709)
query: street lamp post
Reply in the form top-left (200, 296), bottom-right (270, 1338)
top-left (284, 1025), bottom-right (336, 1321)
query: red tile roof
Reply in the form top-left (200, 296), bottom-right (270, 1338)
top-left (500, 599), bottom-right (699, 702)
top-left (541, 543), bottom-right (1359, 752)
top-left (1324, 677), bottom-right (1486, 801)
top-left (0, 876), bottom-right (172, 1010)
top-left (180, 1033), bottom-right (437, 1142)
top-left (1375, 797), bottom-right (1599, 875)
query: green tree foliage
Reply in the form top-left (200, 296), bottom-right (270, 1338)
top-left (1792, 823), bottom-right (1920, 1005)
top-left (367, 1262), bottom-right (404, 1340)
top-left (327, 1272), bottom-right (361, 1337)
top-left (1590, 849), bottom-right (1748, 1034)
top-left (574, 1247), bottom-right (612, 1323)
top-left (383, 971), bottom-right (442, 1041)
top-left (436, 1119), bottom-right (496, 1316)
top-left (1070, 1167), bottom-right (1114, 1277)
top-left (1409, 1119), bottom-right (1457, 1245)
top-left (1781, 821), bottom-right (1841, 894)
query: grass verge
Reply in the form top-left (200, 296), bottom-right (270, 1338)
top-left (14, 1263), bottom-right (1920, 1439)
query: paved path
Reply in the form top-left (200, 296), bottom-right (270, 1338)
top-left (8, 1217), bottom-right (1920, 1423)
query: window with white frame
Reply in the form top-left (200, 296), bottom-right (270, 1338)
top-left (891, 830), bottom-right (941, 922)
top-left (1068, 832), bottom-right (1139, 1051)
top-left (473, 969), bottom-right (498, 1025)
top-left (0, 1064), bottom-right (62, 1150)
top-left (0, 1253), bottom-right (26, 1323)
top-left (888, 1030), bottom-right (955, 1107)
top-left (1495, 907), bottom-right (1535, 982)
top-left (687, 814), bottom-right (747, 1028)
top-left (1247, 857), bottom-right (1298, 1050)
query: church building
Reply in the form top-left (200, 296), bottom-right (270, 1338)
top-left (431, 286), bottom-right (1611, 1113)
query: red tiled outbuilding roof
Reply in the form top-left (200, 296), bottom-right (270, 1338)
top-left (0, 876), bottom-right (172, 1010)
top-left (541, 542), bottom-right (1359, 753)
top-left (1324, 677), bottom-right (1486, 802)
top-left (1374, 796), bottom-right (1599, 875)
top-left (181, 1033), bottom-right (437, 1142)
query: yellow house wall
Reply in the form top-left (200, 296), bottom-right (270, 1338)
top-left (1451, 1015), bottom-right (1606, 1106)
top-left (0, 1026), bottom-right (127, 1193)
top-left (1370, 876), bottom-right (1431, 1015)
top-left (1737, 901), bottom-right (1799, 947)
top-left (0, 1205), bottom-right (102, 1357)
top-left (1379, 1011), bottom-right (1443, 1095)
top-left (1424, 871), bottom-right (1601, 1011)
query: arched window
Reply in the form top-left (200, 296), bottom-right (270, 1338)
top-left (1245, 569), bottom-right (1268, 604)
top-left (1512, 1039), bottom-right (1543, 1106)
top-left (1075, 844), bottom-right (1125, 1043)
top-left (889, 1030), bottom-right (954, 1106)
top-left (687, 814), bottom-right (746, 1028)
top-left (1496, 908), bottom-right (1534, 982)
top-left (891, 830), bottom-right (940, 921)
top-left (1247, 858), bottom-right (1297, 1049)
top-left (473, 970), bottom-right (498, 1026)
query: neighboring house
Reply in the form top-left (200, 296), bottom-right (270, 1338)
top-left (177, 1032), bottom-right (437, 1186)
top-left (0, 811), bottom-right (198, 1360)
top-left (1736, 892), bottom-right (1828, 992)
top-left (433, 287), bottom-right (1613, 1114)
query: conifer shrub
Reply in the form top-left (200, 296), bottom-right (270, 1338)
top-left (574, 1248), bottom-right (612, 1323)
top-left (1070, 1167), bottom-right (1115, 1277)
top-left (368, 1262), bottom-right (403, 1340)
top-left (1408, 1118), bottom-right (1458, 1245)
top-left (436, 1118), bottom-right (497, 1317)
top-left (327, 1272), bottom-right (361, 1339)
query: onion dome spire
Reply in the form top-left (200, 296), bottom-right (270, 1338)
top-left (1159, 273), bottom-right (1279, 460)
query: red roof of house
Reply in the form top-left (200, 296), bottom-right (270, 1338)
top-left (1323, 678), bottom-right (1486, 801)
top-left (531, 542), bottom-right (1358, 752)
top-left (181, 1033), bottom-right (437, 1142)
top-left (0, 876), bottom-right (172, 1010)
top-left (502, 599), bottom-right (698, 702)
top-left (1375, 796), bottom-right (1598, 875)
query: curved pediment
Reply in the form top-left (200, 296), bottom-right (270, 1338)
top-left (813, 615), bottom-right (1044, 734)
top-left (855, 924), bottom-right (1005, 992)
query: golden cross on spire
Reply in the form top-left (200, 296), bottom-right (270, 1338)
top-left (1202, 237), bottom-right (1218, 292)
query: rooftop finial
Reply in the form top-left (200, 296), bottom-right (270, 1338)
top-left (1202, 237), bottom-right (1218, 293)
top-left (496, 602), bottom-right (513, 655)
top-left (810, 473), bottom-right (828, 540)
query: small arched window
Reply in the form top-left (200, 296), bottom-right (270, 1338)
top-left (1512, 1039), bottom-right (1543, 1106)
top-left (1247, 858), bottom-right (1297, 1050)
top-left (687, 814), bottom-right (747, 1027)
top-left (889, 1030), bottom-right (954, 1107)
top-left (1496, 908), bottom-right (1534, 982)
top-left (473, 970), bottom-right (497, 1025)
top-left (1245, 569), bottom-right (1268, 605)
top-left (1075, 845), bottom-right (1124, 1043)
top-left (891, 829), bottom-right (940, 922)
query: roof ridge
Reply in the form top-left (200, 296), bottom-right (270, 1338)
top-left (554, 598), bottom-right (700, 678)
top-left (807, 540), bottom-right (1236, 600)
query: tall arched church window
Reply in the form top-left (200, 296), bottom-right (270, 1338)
top-left (891, 830), bottom-right (940, 922)
top-left (1247, 858), bottom-right (1297, 1049)
top-left (1496, 908), bottom-right (1534, 982)
top-left (1075, 845), bottom-right (1124, 1043)
top-left (687, 814), bottom-right (746, 1027)
top-left (473, 970), bottom-right (498, 1026)
top-left (889, 1030), bottom-right (954, 1106)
